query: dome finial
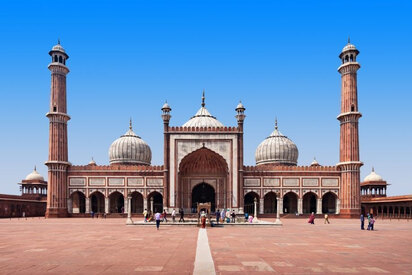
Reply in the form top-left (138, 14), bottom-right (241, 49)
top-left (34, 165), bottom-right (37, 171)
top-left (58, 38), bottom-right (60, 45)
top-left (201, 89), bottom-right (205, 107)
top-left (372, 166), bottom-right (374, 172)
top-left (348, 36), bottom-right (350, 44)
top-left (275, 117), bottom-right (278, 130)
top-left (129, 118), bottom-right (133, 130)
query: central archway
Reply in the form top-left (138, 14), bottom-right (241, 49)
top-left (178, 147), bottom-right (228, 212)
top-left (192, 183), bottom-right (215, 212)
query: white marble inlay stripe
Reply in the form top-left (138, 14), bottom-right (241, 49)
top-left (193, 229), bottom-right (216, 275)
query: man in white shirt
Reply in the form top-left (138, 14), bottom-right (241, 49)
top-left (155, 211), bottom-right (161, 230)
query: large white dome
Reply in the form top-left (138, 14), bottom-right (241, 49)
top-left (182, 91), bottom-right (224, 128)
top-left (255, 121), bottom-right (298, 166)
top-left (109, 123), bottom-right (151, 165)
top-left (183, 106), bottom-right (224, 128)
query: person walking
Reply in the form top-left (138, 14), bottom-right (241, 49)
top-left (367, 213), bottom-right (371, 230)
top-left (179, 208), bottom-right (185, 223)
top-left (360, 213), bottom-right (365, 230)
top-left (215, 209), bottom-right (220, 224)
top-left (308, 212), bottom-right (315, 224)
top-left (162, 209), bottom-right (168, 223)
top-left (155, 211), bottom-right (161, 230)
top-left (220, 209), bottom-right (225, 223)
top-left (324, 213), bottom-right (330, 224)
top-left (231, 210), bottom-right (236, 223)
top-left (225, 209), bottom-right (231, 223)
top-left (370, 214), bottom-right (375, 231)
top-left (171, 209), bottom-right (176, 223)
top-left (143, 209), bottom-right (148, 222)
top-left (200, 210), bottom-right (207, 228)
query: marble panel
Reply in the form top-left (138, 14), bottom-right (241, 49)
top-left (303, 178), bottom-right (319, 187)
top-left (108, 178), bottom-right (124, 186)
top-left (127, 177), bottom-right (144, 186)
top-left (69, 177), bottom-right (85, 186)
top-left (244, 178), bottom-right (260, 187)
top-left (89, 178), bottom-right (105, 186)
top-left (322, 178), bottom-right (339, 187)
top-left (147, 178), bottom-right (163, 187)
top-left (263, 178), bottom-right (280, 187)
top-left (283, 178), bottom-right (299, 187)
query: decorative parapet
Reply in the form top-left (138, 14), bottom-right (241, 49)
top-left (168, 126), bottom-right (239, 133)
top-left (243, 165), bottom-right (339, 172)
top-left (69, 165), bottom-right (164, 172)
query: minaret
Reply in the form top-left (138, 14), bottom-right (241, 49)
top-left (235, 101), bottom-right (246, 213)
top-left (161, 101), bottom-right (172, 210)
top-left (337, 38), bottom-right (363, 217)
top-left (45, 41), bottom-right (71, 218)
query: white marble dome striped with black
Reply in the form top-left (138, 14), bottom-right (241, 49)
top-left (109, 124), bottom-right (151, 165)
top-left (255, 121), bottom-right (298, 166)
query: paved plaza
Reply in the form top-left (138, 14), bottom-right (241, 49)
top-left (0, 218), bottom-right (411, 274)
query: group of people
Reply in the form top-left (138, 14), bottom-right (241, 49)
top-left (215, 209), bottom-right (238, 223)
top-left (360, 213), bottom-right (375, 230)
top-left (90, 211), bottom-right (106, 219)
top-left (307, 213), bottom-right (330, 224)
top-left (307, 212), bottom-right (377, 230)
top-left (143, 208), bottom-right (186, 230)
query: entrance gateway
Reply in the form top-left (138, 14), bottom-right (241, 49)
top-left (192, 183), bottom-right (216, 212)
top-left (177, 147), bottom-right (229, 213)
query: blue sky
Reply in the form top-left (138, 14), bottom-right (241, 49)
top-left (0, 0), bottom-right (411, 196)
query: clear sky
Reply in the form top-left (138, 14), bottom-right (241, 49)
top-left (0, 0), bottom-right (411, 196)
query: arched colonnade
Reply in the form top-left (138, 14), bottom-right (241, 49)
top-left (244, 191), bottom-right (340, 215)
top-left (69, 190), bottom-right (163, 214)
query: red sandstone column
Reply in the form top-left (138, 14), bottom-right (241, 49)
top-left (337, 40), bottom-right (363, 218)
top-left (235, 102), bottom-right (246, 213)
top-left (161, 102), bottom-right (172, 211)
top-left (45, 42), bottom-right (71, 218)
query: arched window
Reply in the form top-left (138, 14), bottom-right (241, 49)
top-left (59, 56), bottom-right (62, 63)
top-left (345, 55), bottom-right (349, 62)
top-left (351, 104), bottom-right (355, 112)
top-left (350, 54), bottom-right (353, 62)
top-left (54, 55), bottom-right (58, 62)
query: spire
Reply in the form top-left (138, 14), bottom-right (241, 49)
top-left (58, 38), bottom-right (61, 45)
top-left (348, 36), bottom-right (350, 44)
top-left (275, 117), bottom-right (278, 130)
top-left (34, 165), bottom-right (37, 171)
top-left (372, 166), bottom-right (375, 172)
top-left (201, 89), bottom-right (205, 107)
top-left (129, 118), bottom-right (133, 130)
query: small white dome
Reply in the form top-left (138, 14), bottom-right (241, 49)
top-left (162, 101), bottom-right (171, 111)
top-left (236, 101), bottom-right (245, 110)
top-left (51, 41), bottom-right (66, 53)
top-left (25, 167), bottom-right (44, 181)
top-left (88, 158), bottom-right (96, 165)
top-left (310, 158), bottom-right (320, 166)
top-left (109, 122), bottom-right (152, 165)
top-left (342, 43), bottom-right (357, 52)
top-left (364, 167), bottom-right (383, 182)
top-left (255, 121), bottom-right (299, 166)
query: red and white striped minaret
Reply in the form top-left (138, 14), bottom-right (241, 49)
top-left (337, 38), bottom-right (363, 218)
top-left (45, 41), bottom-right (71, 218)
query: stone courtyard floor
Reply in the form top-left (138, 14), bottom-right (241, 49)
top-left (0, 218), bottom-right (411, 274)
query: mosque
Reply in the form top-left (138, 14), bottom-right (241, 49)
top-left (3, 40), bottom-right (410, 219)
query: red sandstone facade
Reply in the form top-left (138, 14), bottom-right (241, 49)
top-left (40, 40), bottom-right (411, 219)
